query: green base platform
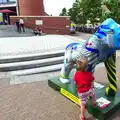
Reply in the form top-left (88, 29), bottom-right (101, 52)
top-left (48, 76), bottom-right (120, 120)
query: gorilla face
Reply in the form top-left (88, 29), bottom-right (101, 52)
top-left (86, 35), bottom-right (100, 50)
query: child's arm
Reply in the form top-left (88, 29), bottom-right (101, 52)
top-left (74, 81), bottom-right (76, 84)
top-left (91, 81), bottom-right (94, 88)
top-left (73, 72), bottom-right (77, 84)
top-left (90, 73), bottom-right (95, 88)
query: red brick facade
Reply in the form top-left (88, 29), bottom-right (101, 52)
top-left (18, 0), bottom-right (46, 16)
top-left (11, 0), bottom-right (71, 35)
top-left (10, 16), bottom-right (71, 35)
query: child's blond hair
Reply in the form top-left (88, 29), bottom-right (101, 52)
top-left (76, 58), bottom-right (88, 72)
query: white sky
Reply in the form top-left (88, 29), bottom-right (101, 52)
top-left (44, 0), bottom-right (74, 16)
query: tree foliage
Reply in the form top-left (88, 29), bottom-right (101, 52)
top-left (102, 0), bottom-right (120, 23)
top-left (59, 0), bottom-right (120, 25)
top-left (79, 0), bottom-right (102, 26)
top-left (59, 8), bottom-right (68, 16)
top-left (67, 0), bottom-right (81, 23)
top-left (65, 0), bottom-right (102, 25)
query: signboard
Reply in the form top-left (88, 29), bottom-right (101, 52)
top-left (60, 88), bottom-right (80, 105)
top-left (97, 97), bottom-right (111, 108)
top-left (35, 20), bottom-right (43, 25)
top-left (66, 25), bottom-right (69, 28)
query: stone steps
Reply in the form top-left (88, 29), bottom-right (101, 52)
top-left (9, 63), bottom-right (63, 76)
top-left (0, 49), bottom-right (64, 75)
top-left (0, 56), bottom-right (64, 71)
top-left (0, 50), bottom-right (64, 63)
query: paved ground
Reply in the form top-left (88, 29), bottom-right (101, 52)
top-left (0, 25), bottom-right (91, 40)
top-left (0, 25), bottom-right (120, 120)
top-left (0, 35), bottom-right (75, 56)
top-left (0, 25), bottom-right (33, 38)
top-left (70, 32), bottom-right (92, 40)
top-left (0, 58), bottom-right (120, 120)
top-left (0, 28), bottom-right (85, 57)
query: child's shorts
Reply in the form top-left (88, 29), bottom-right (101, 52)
top-left (78, 88), bottom-right (96, 105)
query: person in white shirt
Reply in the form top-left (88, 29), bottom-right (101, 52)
top-left (19, 18), bottom-right (25, 32)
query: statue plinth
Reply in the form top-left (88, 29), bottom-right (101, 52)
top-left (48, 72), bottom-right (120, 120)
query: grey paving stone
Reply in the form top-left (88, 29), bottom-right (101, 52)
top-left (0, 35), bottom-right (75, 56)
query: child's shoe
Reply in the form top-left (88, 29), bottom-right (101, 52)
top-left (79, 115), bottom-right (85, 120)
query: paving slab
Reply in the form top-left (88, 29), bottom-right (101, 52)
top-left (70, 32), bottom-right (92, 40)
top-left (0, 69), bottom-right (120, 120)
top-left (0, 35), bottom-right (78, 56)
top-left (0, 25), bottom-right (33, 38)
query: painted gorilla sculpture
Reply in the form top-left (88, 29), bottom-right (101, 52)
top-left (60, 18), bottom-right (120, 97)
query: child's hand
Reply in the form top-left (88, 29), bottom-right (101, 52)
top-left (74, 81), bottom-right (76, 84)
top-left (91, 81), bottom-right (94, 88)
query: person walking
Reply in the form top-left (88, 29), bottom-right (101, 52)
top-left (15, 20), bottom-right (21, 32)
top-left (19, 18), bottom-right (25, 32)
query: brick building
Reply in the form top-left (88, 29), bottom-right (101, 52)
top-left (18, 0), bottom-right (47, 16)
top-left (10, 0), bottom-right (71, 35)
top-left (10, 16), bottom-right (70, 34)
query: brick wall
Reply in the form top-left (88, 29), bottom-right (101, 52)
top-left (10, 16), bottom-right (71, 35)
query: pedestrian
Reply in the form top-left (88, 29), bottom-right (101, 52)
top-left (19, 18), bottom-right (25, 32)
top-left (70, 22), bottom-right (76, 34)
top-left (74, 58), bottom-right (96, 120)
top-left (4, 19), bottom-right (8, 25)
top-left (33, 26), bottom-right (40, 36)
top-left (15, 20), bottom-right (21, 32)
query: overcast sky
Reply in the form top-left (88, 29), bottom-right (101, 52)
top-left (44, 0), bottom-right (74, 16)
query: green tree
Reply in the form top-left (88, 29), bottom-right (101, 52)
top-left (67, 0), bottom-right (102, 25)
top-left (60, 0), bottom-right (120, 25)
top-left (102, 0), bottom-right (120, 23)
top-left (79, 0), bottom-right (102, 26)
top-left (67, 0), bottom-right (81, 23)
top-left (59, 8), bottom-right (68, 16)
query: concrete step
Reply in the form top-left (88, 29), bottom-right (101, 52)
top-left (9, 63), bottom-right (63, 76)
top-left (0, 56), bottom-right (64, 71)
top-left (0, 50), bottom-right (64, 63)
